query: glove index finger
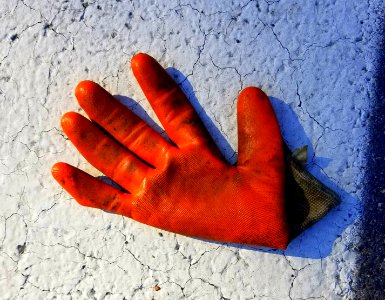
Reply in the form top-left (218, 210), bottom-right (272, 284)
top-left (131, 53), bottom-right (215, 150)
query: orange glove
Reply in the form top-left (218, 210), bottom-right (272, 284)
top-left (52, 53), bottom-right (290, 249)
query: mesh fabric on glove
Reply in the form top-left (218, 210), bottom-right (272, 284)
top-left (284, 145), bottom-right (340, 239)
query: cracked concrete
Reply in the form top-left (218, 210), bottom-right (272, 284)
top-left (0, 0), bottom-right (377, 299)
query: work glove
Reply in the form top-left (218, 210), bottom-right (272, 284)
top-left (52, 53), bottom-right (339, 250)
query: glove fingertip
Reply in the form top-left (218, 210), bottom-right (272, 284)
top-left (238, 86), bottom-right (269, 110)
top-left (75, 80), bottom-right (97, 99)
top-left (51, 162), bottom-right (77, 192)
top-left (60, 111), bottom-right (78, 130)
top-left (51, 162), bottom-right (67, 180)
top-left (131, 52), bottom-right (151, 70)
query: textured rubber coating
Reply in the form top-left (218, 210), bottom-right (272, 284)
top-left (51, 53), bottom-right (339, 250)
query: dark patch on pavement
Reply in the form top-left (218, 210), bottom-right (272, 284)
top-left (354, 8), bottom-right (385, 299)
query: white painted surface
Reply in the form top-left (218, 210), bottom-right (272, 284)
top-left (0, 1), bottom-right (375, 299)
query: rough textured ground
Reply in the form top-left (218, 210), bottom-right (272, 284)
top-left (354, 2), bottom-right (385, 299)
top-left (0, 0), bottom-right (380, 299)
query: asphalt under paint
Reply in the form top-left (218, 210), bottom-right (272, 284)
top-left (354, 12), bottom-right (385, 299)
